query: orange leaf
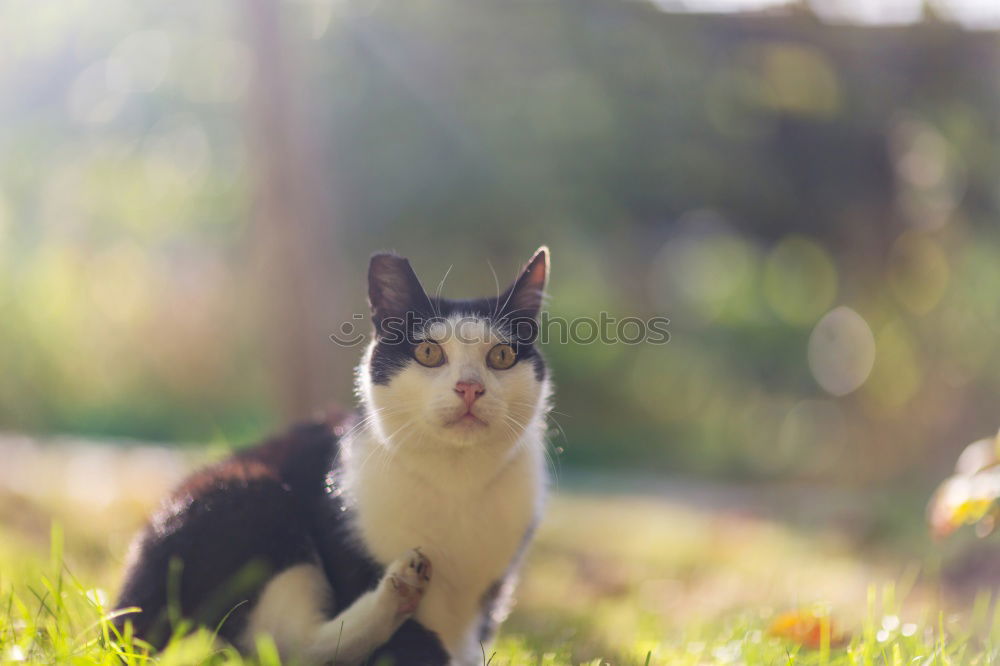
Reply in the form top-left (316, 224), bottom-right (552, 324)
top-left (768, 610), bottom-right (848, 649)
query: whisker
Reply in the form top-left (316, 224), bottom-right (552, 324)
top-left (435, 265), bottom-right (453, 302)
top-left (543, 413), bottom-right (568, 442)
top-left (379, 420), bottom-right (417, 472)
top-left (357, 414), bottom-right (414, 474)
top-left (338, 406), bottom-right (401, 441)
top-left (499, 416), bottom-right (524, 450)
top-left (334, 405), bottom-right (409, 472)
top-left (355, 436), bottom-right (386, 473)
top-left (487, 260), bottom-right (502, 321)
top-left (502, 409), bottom-right (562, 487)
top-left (430, 265), bottom-right (453, 320)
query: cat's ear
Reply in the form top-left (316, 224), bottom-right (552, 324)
top-left (368, 253), bottom-right (431, 333)
top-left (499, 246), bottom-right (549, 320)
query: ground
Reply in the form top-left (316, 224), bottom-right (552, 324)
top-left (1, 435), bottom-right (998, 665)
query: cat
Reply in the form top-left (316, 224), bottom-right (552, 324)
top-left (113, 247), bottom-right (553, 665)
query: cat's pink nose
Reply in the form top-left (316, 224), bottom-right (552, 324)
top-left (454, 381), bottom-right (485, 408)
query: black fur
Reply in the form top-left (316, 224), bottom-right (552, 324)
top-left (115, 250), bottom-right (549, 664)
top-left (367, 251), bottom-right (549, 386)
top-left (114, 420), bottom-right (449, 664)
top-left (369, 295), bottom-right (548, 386)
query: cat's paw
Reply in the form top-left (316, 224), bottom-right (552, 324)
top-left (384, 548), bottom-right (432, 617)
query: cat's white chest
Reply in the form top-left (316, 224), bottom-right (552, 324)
top-left (346, 438), bottom-right (544, 660)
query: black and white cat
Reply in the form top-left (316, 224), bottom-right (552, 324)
top-left (114, 248), bottom-right (552, 665)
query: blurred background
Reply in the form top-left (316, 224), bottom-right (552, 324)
top-left (5, 0), bottom-right (1000, 659)
top-left (4, 0), bottom-right (1000, 486)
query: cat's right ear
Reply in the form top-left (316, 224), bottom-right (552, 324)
top-left (368, 253), bottom-right (431, 336)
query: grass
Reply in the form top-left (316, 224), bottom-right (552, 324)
top-left (2, 439), bottom-right (999, 664)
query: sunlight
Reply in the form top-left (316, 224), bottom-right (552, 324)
top-left (655, 0), bottom-right (1000, 29)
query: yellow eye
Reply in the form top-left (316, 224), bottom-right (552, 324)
top-left (486, 343), bottom-right (517, 370)
top-left (413, 341), bottom-right (445, 367)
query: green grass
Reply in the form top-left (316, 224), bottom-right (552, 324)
top-left (2, 449), bottom-right (998, 664)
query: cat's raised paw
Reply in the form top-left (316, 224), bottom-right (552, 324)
top-left (385, 548), bottom-right (432, 616)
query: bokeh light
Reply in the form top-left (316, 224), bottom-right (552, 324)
top-left (754, 43), bottom-right (841, 118)
top-left (890, 117), bottom-right (965, 230)
top-left (2, 0), bottom-right (1000, 479)
top-left (649, 213), bottom-right (759, 323)
top-left (887, 231), bottom-right (949, 315)
top-left (763, 235), bottom-right (838, 326)
top-left (808, 306), bottom-right (877, 396)
top-left (107, 30), bottom-right (172, 94)
top-left (862, 319), bottom-right (922, 412)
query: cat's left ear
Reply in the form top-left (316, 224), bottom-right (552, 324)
top-left (368, 253), bottom-right (431, 335)
top-left (500, 246), bottom-right (549, 320)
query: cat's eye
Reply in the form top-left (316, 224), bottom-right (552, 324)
top-left (486, 343), bottom-right (517, 370)
top-left (413, 341), bottom-right (445, 367)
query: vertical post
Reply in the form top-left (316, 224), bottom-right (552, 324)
top-left (243, 0), bottom-right (346, 421)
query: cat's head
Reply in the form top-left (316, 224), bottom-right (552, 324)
top-left (357, 247), bottom-right (551, 450)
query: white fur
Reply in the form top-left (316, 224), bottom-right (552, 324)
top-left (242, 314), bottom-right (550, 665)
top-left (241, 564), bottom-right (330, 658)
top-left (241, 554), bottom-right (430, 664)
top-left (345, 315), bottom-right (550, 663)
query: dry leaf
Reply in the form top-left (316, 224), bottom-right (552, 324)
top-left (768, 609), bottom-right (848, 649)
top-left (928, 430), bottom-right (1000, 539)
